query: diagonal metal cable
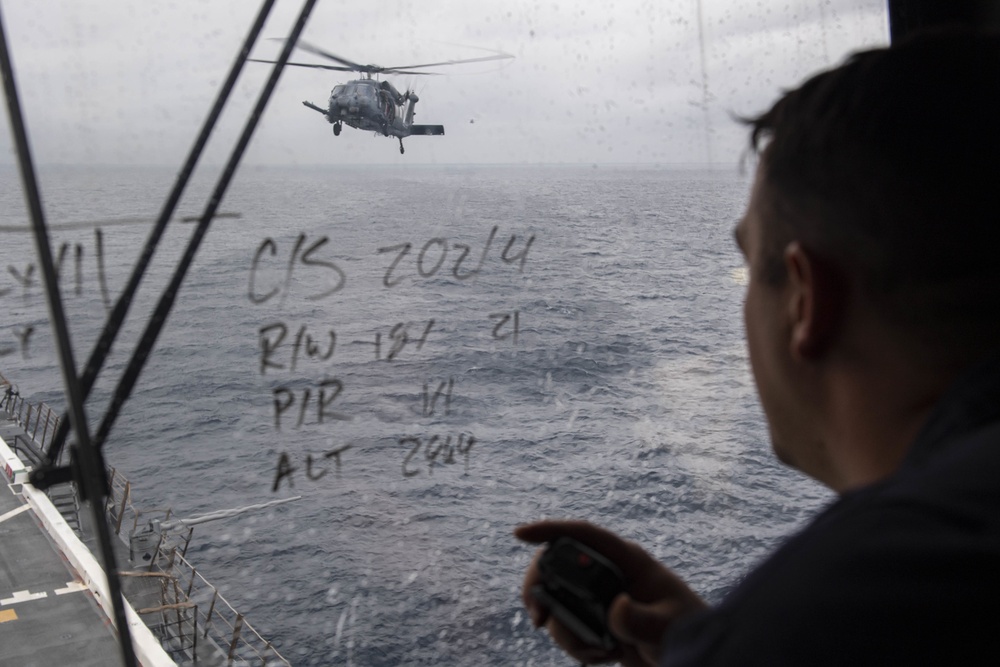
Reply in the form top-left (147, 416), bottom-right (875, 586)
top-left (35, 0), bottom-right (277, 480)
top-left (92, 0), bottom-right (317, 449)
top-left (0, 3), bottom-right (137, 665)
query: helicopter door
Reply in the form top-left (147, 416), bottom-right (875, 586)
top-left (380, 91), bottom-right (395, 122)
top-left (378, 90), bottom-right (396, 123)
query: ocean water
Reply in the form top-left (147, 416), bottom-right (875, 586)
top-left (0, 163), bottom-right (832, 666)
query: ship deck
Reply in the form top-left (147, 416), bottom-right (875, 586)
top-left (0, 418), bottom-right (124, 666)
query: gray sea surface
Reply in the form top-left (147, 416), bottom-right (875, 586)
top-left (0, 163), bottom-right (832, 666)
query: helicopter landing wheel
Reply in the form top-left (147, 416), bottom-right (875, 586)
top-left (333, 122), bottom-right (342, 136)
top-left (399, 139), bottom-right (405, 154)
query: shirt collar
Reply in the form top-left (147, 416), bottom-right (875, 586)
top-left (904, 349), bottom-right (1000, 467)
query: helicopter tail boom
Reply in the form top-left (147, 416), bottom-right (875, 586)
top-left (408, 125), bottom-right (445, 136)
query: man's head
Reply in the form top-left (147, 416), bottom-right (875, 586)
top-left (735, 30), bottom-right (1000, 489)
top-left (746, 29), bottom-right (1000, 351)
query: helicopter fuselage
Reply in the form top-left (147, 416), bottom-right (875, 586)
top-left (254, 40), bottom-right (509, 153)
top-left (302, 77), bottom-right (444, 152)
top-left (325, 79), bottom-right (416, 138)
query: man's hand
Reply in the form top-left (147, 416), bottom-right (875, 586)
top-left (515, 520), bottom-right (707, 666)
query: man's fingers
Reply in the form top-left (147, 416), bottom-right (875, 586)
top-left (607, 593), bottom-right (675, 649)
top-left (544, 617), bottom-right (621, 666)
top-left (514, 519), bottom-right (594, 544)
top-left (521, 551), bottom-right (549, 627)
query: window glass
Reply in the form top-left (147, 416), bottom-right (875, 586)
top-left (0, 1), bottom-right (886, 665)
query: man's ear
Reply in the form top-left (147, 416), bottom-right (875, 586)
top-left (784, 241), bottom-right (846, 360)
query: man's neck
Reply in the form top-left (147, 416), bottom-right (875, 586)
top-left (820, 326), bottom-right (961, 493)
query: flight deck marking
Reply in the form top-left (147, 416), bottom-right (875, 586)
top-left (0, 609), bottom-right (16, 623)
top-left (0, 589), bottom-right (48, 606)
top-left (54, 582), bottom-right (87, 595)
top-left (0, 504), bottom-right (29, 524)
top-left (0, 583), bottom-right (87, 608)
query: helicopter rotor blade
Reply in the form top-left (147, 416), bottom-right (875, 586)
top-left (379, 52), bottom-right (514, 72)
top-left (292, 39), bottom-right (376, 72)
top-left (249, 57), bottom-right (435, 76)
top-left (259, 38), bottom-right (513, 76)
top-left (248, 58), bottom-right (356, 73)
top-left (381, 69), bottom-right (439, 76)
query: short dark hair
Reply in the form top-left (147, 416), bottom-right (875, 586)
top-left (744, 29), bottom-right (1000, 350)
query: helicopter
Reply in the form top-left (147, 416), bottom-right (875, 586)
top-left (251, 40), bottom-right (513, 154)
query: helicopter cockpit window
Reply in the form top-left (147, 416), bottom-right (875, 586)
top-left (341, 82), bottom-right (374, 99)
top-left (0, 2), bottom-right (888, 666)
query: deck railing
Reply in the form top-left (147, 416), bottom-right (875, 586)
top-left (107, 466), bottom-right (292, 667)
top-left (1, 373), bottom-right (62, 457)
top-left (162, 549), bottom-right (289, 667)
top-left (2, 372), bottom-right (290, 666)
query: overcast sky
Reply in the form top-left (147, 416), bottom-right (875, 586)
top-left (0, 0), bottom-right (887, 166)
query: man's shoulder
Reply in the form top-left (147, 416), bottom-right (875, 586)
top-left (662, 419), bottom-right (1000, 666)
top-left (745, 416), bottom-right (1000, 617)
top-left (882, 416), bottom-right (1000, 528)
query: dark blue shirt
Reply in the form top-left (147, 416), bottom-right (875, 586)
top-left (662, 354), bottom-right (1000, 665)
